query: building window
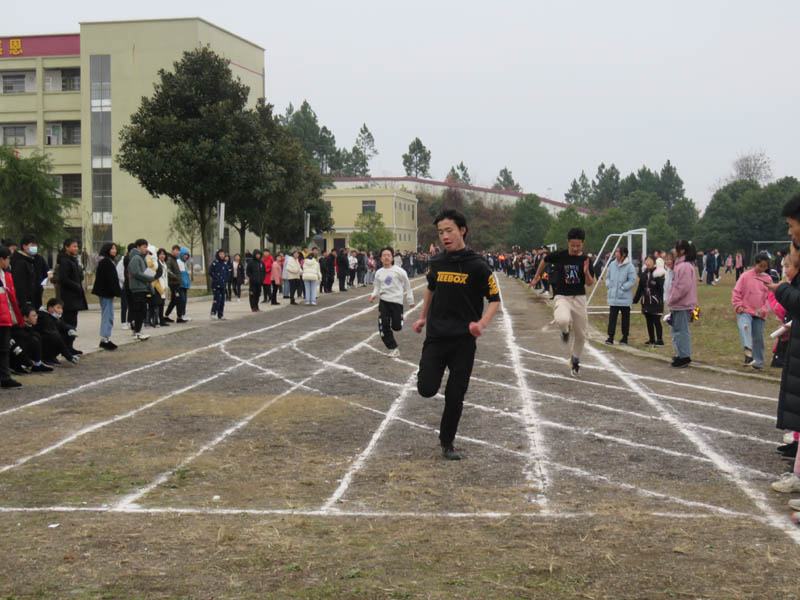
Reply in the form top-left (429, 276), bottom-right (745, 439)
top-left (61, 174), bottom-right (82, 199)
top-left (62, 69), bottom-right (80, 92)
top-left (91, 112), bottom-right (111, 159)
top-left (362, 200), bottom-right (375, 214)
top-left (2, 74), bottom-right (25, 94)
top-left (3, 126), bottom-right (25, 146)
top-left (62, 121), bottom-right (81, 145)
top-left (90, 55), bottom-right (111, 104)
top-left (92, 169), bottom-right (112, 212)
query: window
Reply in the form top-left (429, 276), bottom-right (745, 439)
top-left (90, 55), bottom-right (111, 104)
top-left (3, 126), bottom-right (25, 146)
top-left (62, 69), bottom-right (80, 92)
top-left (361, 200), bottom-right (375, 214)
top-left (92, 169), bottom-right (112, 212)
top-left (91, 112), bottom-right (111, 158)
top-left (62, 121), bottom-right (81, 145)
top-left (2, 74), bottom-right (25, 94)
top-left (61, 174), bottom-right (82, 198)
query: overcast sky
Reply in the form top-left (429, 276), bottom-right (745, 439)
top-left (8, 0), bottom-right (799, 210)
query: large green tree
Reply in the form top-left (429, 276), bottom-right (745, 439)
top-left (589, 163), bottom-right (621, 211)
top-left (506, 194), bottom-right (552, 250)
top-left (545, 206), bottom-right (585, 247)
top-left (446, 162), bottom-right (471, 185)
top-left (0, 147), bottom-right (77, 249)
top-left (402, 138), bottom-right (431, 178)
top-left (564, 171), bottom-right (592, 207)
top-left (118, 46), bottom-right (252, 282)
top-left (349, 211), bottom-right (394, 253)
top-left (493, 167), bottom-right (522, 192)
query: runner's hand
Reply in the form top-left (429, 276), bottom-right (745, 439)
top-left (369, 296), bottom-right (375, 303)
top-left (530, 276), bottom-right (540, 288)
top-left (412, 318), bottom-right (426, 333)
top-left (409, 303), bottom-right (416, 308)
top-left (469, 321), bottom-right (485, 338)
top-left (584, 258), bottom-right (591, 275)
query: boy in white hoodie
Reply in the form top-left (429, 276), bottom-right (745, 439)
top-left (370, 246), bottom-right (415, 356)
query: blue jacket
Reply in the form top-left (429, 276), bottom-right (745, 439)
top-left (179, 248), bottom-right (191, 289)
top-left (208, 250), bottom-right (229, 290)
top-left (605, 257), bottom-right (637, 307)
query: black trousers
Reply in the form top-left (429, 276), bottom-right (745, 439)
top-left (417, 335), bottom-right (477, 447)
top-left (271, 282), bottom-right (281, 304)
top-left (338, 272), bottom-right (347, 291)
top-left (644, 312), bottom-right (663, 343)
top-left (0, 326), bottom-right (10, 381)
top-left (165, 284), bottom-right (180, 317)
top-left (131, 291), bottom-right (149, 333)
top-left (62, 309), bottom-right (78, 330)
top-left (249, 282), bottom-right (262, 311)
top-left (14, 327), bottom-right (42, 363)
top-left (607, 306), bottom-right (630, 341)
top-left (378, 300), bottom-right (403, 349)
top-left (41, 329), bottom-right (72, 361)
top-left (347, 269), bottom-right (356, 287)
top-left (289, 279), bottom-right (302, 303)
top-left (263, 282), bottom-right (271, 302)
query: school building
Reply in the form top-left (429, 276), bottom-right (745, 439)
top-left (320, 188), bottom-right (418, 253)
top-left (0, 18), bottom-right (265, 256)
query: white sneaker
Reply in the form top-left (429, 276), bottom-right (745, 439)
top-left (784, 432), bottom-right (796, 444)
top-left (121, 323), bottom-right (130, 330)
top-left (183, 316), bottom-right (192, 322)
top-left (388, 348), bottom-right (400, 357)
top-left (135, 333), bottom-right (150, 341)
top-left (789, 497), bottom-right (800, 511)
top-left (771, 472), bottom-right (800, 493)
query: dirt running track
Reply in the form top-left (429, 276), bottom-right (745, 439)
top-left (0, 276), bottom-right (798, 599)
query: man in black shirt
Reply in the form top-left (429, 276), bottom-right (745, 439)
top-left (531, 227), bottom-right (595, 377)
top-left (413, 209), bottom-right (501, 460)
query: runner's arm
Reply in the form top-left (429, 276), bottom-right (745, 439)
top-left (530, 259), bottom-right (547, 287)
top-left (413, 289), bottom-right (433, 333)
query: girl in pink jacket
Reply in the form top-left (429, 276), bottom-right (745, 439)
top-left (667, 240), bottom-right (698, 368)
top-left (731, 253), bottom-right (772, 369)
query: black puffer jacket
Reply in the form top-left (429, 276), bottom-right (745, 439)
top-left (9, 251), bottom-right (35, 310)
top-left (774, 276), bottom-right (800, 431)
top-left (56, 251), bottom-right (88, 312)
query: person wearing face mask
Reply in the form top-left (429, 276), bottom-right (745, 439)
top-left (35, 298), bottom-right (79, 365)
top-left (9, 235), bottom-right (37, 310)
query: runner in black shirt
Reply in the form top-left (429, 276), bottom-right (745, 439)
top-left (530, 227), bottom-right (595, 376)
top-left (412, 209), bottom-right (501, 460)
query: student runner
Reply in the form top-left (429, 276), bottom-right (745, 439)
top-left (413, 209), bottom-right (501, 460)
top-left (530, 227), bottom-right (595, 377)
top-left (370, 246), bottom-right (415, 357)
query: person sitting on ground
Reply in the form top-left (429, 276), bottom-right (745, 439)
top-left (35, 298), bottom-right (79, 364)
top-left (731, 252), bottom-right (772, 370)
top-left (11, 304), bottom-right (53, 373)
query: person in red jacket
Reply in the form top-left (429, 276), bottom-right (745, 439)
top-left (262, 250), bottom-right (274, 304)
top-left (0, 245), bottom-right (25, 388)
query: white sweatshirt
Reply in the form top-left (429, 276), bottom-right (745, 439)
top-left (371, 265), bottom-right (414, 306)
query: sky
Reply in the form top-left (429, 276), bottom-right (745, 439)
top-left (7, 0), bottom-right (799, 211)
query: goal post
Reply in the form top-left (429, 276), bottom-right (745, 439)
top-left (586, 228), bottom-right (647, 314)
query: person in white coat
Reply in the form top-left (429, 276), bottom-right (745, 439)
top-left (604, 246), bottom-right (637, 345)
top-left (284, 251), bottom-right (303, 305)
top-left (301, 250), bottom-right (322, 305)
top-left (370, 246), bottom-right (415, 356)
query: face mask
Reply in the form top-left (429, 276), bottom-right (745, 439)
top-left (28, 246), bottom-right (37, 256)
top-left (51, 312), bottom-right (61, 319)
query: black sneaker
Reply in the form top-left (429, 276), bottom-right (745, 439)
top-left (31, 363), bottom-right (54, 373)
top-left (561, 331), bottom-right (570, 344)
top-left (777, 441), bottom-right (798, 454)
top-left (442, 445), bottom-right (462, 460)
top-left (604, 338), bottom-right (614, 345)
top-left (619, 338), bottom-right (628, 345)
top-left (99, 340), bottom-right (118, 351)
top-left (176, 318), bottom-right (188, 323)
top-left (570, 356), bottom-right (580, 377)
top-left (644, 340), bottom-right (655, 346)
top-left (43, 358), bottom-right (61, 366)
top-left (654, 340), bottom-right (665, 346)
top-left (162, 316), bottom-right (174, 323)
top-left (744, 355), bottom-right (754, 365)
top-left (1, 378), bottom-right (22, 388)
top-left (73, 349), bottom-right (83, 356)
top-left (671, 356), bottom-right (691, 368)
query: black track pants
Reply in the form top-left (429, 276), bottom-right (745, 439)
top-left (417, 335), bottom-right (477, 447)
top-left (378, 300), bottom-right (403, 349)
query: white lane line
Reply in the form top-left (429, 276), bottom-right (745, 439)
top-left (518, 345), bottom-right (776, 402)
top-left (344, 398), bottom-right (757, 519)
top-left (0, 287), bottom-right (384, 419)
top-left (0, 504), bottom-right (737, 520)
top-left (475, 359), bottom-right (774, 421)
top-left (586, 344), bottom-right (800, 545)
top-left (0, 289), bottom-right (424, 474)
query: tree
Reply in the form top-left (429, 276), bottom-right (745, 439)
top-left (168, 203), bottom-right (204, 278)
top-left (666, 197), bottom-right (698, 241)
top-left (0, 147), bottom-right (77, 250)
top-left (658, 160), bottom-right (685, 211)
top-left (645, 213), bottom-right (677, 254)
top-left (118, 46), bottom-right (251, 287)
top-left (402, 138), bottom-right (431, 178)
top-left (348, 211), bottom-right (394, 253)
top-left (589, 163), bottom-right (621, 211)
top-left (446, 161), bottom-right (472, 186)
top-left (506, 194), bottom-right (553, 250)
top-left (493, 167), bottom-right (522, 192)
top-left (564, 171), bottom-right (591, 207)
top-left (355, 123), bottom-right (378, 164)
top-left (545, 206), bottom-right (585, 247)
top-left (618, 190), bottom-right (662, 229)
top-left (729, 150), bottom-right (773, 185)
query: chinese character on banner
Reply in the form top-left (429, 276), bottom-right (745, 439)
top-left (0, 40), bottom-right (4, 56)
top-left (9, 39), bottom-right (22, 55)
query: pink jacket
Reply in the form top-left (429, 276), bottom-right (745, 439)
top-left (768, 292), bottom-right (787, 322)
top-left (731, 268), bottom-right (771, 317)
top-left (271, 258), bottom-right (282, 285)
top-left (667, 256), bottom-right (698, 311)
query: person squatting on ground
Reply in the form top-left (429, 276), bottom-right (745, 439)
top-left (413, 209), bottom-right (500, 460)
top-left (209, 248), bottom-right (229, 320)
top-left (632, 255), bottom-right (666, 346)
top-left (604, 246), bottom-right (637, 345)
top-left (370, 246), bottom-right (415, 356)
top-left (36, 298), bottom-right (79, 365)
top-left (667, 240), bottom-right (698, 368)
top-left (530, 227), bottom-right (595, 377)
top-left (91, 242), bottom-right (122, 350)
top-left (731, 253), bottom-right (772, 370)
top-left (10, 304), bottom-right (54, 374)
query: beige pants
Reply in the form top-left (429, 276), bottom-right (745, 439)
top-left (553, 294), bottom-right (588, 359)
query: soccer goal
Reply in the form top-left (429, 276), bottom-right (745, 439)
top-left (586, 228), bottom-right (647, 314)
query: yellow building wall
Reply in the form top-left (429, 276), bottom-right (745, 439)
top-left (321, 189), bottom-right (418, 253)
